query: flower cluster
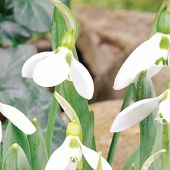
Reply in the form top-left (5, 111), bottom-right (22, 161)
top-left (111, 31), bottom-right (170, 132)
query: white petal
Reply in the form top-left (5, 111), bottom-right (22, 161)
top-left (45, 136), bottom-right (81, 170)
top-left (113, 33), bottom-right (167, 90)
top-left (110, 96), bottom-right (163, 132)
top-left (33, 53), bottom-right (69, 87)
top-left (45, 137), bottom-right (70, 170)
top-left (71, 57), bottom-right (94, 99)
top-left (158, 90), bottom-right (170, 123)
top-left (0, 102), bottom-right (36, 135)
top-left (79, 142), bottom-right (112, 170)
top-left (22, 52), bottom-right (52, 78)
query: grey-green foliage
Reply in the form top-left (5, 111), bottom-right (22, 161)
top-left (2, 144), bottom-right (31, 170)
top-left (13, 0), bottom-right (53, 32)
top-left (0, 0), bottom-right (53, 46)
top-left (0, 44), bottom-right (66, 149)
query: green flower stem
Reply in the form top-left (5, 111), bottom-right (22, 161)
top-left (107, 84), bottom-right (134, 166)
top-left (134, 71), bottom-right (156, 168)
top-left (161, 122), bottom-right (169, 170)
top-left (45, 93), bottom-right (60, 157)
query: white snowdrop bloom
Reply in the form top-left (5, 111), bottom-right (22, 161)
top-left (45, 136), bottom-right (112, 170)
top-left (113, 32), bottom-right (170, 90)
top-left (110, 89), bottom-right (170, 132)
top-left (22, 47), bottom-right (94, 100)
top-left (0, 102), bottom-right (36, 138)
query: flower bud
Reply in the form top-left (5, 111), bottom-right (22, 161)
top-left (66, 122), bottom-right (82, 140)
top-left (157, 6), bottom-right (170, 34)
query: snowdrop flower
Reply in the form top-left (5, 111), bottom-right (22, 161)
top-left (0, 102), bottom-right (36, 139)
top-left (45, 135), bottom-right (112, 170)
top-left (110, 89), bottom-right (170, 132)
top-left (22, 47), bottom-right (94, 100)
top-left (113, 32), bottom-right (170, 90)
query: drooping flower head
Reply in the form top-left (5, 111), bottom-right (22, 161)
top-left (110, 89), bottom-right (170, 132)
top-left (0, 102), bottom-right (36, 141)
top-left (113, 33), bottom-right (170, 90)
top-left (45, 122), bottom-right (112, 170)
top-left (114, 4), bottom-right (170, 91)
top-left (22, 31), bottom-right (94, 100)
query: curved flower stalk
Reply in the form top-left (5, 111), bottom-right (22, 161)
top-left (0, 102), bottom-right (36, 137)
top-left (45, 131), bottom-right (112, 170)
top-left (110, 89), bottom-right (170, 132)
top-left (113, 32), bottom-right (170, 90)
top-left (141, 149), bottom-right (166, 170)
top-left (50, 0), bottom-right (78, 40)
top-left (46, 92), bottom-right (112, 170)
top-left (22, 46), bottom-right (94, 100)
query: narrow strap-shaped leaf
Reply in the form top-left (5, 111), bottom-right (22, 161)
top-left (28, 118), bottom-right (48, 170)
top-left (107, 83), bottom-right (134, 166)
top-left (123, 148), bottom-right (140, 170)
top-left (83, 111), bottom-right (96, 169)
top-left (3, 122), bottom-right (31, 165)
top-left (46, 4), bottom-right (95, 170)
top-left (134, 71), bottom-right (156, 169)
top-left (2, 143), bottom-right (31, 170)
top-left (56, 81), bottom-right (95, 170)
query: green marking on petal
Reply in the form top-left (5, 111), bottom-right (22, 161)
top-left (69, 137), bottom-right (79, 148)
top-left (97, 152), bottom-right (102, 170)
top-left (65, 52), bottom-right (72, 66)
top-left (54, 47), bottom-right (61, 53)
top-left (163, 90), bottom-right (169, 101)
top-left (156, 113), bottom-right (166, 124)
top-left (159, 36), bottom-right (170, 50)
top-left (155, 57), bottom-right (168, 65)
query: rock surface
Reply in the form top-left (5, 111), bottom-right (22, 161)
top-left (75, 7), bottom-right (156, 101)
top-left (90, 100), bottom-right (139, 170)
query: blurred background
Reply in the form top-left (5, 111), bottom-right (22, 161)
top-left (73, 0), bottom-right (162, 11)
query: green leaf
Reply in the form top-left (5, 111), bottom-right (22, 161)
top-left (0, 45), bottom-right (66, 149)
top-left (28, 119), bottom-right (48, 170)
top-left (133, 71), bottom-right (156, 169)
top-left (3, 122), bottom-right (31, 164)
top-left (13, 0), bottom-right (53, 32)
top-left (123, 148), bottom-right (140, 170)
top-left (83, 111), bottom-right (96, 170)
top-left (107, 84), bottom-right (134, 166)
top-left (0, 18), bottom-right (32, 46)
top-left (51, 0), bottom-right (78, 39)
top-left (2, 143), bottom-right (31, 170)
top-left (51, 8), bottom-right (68, 49)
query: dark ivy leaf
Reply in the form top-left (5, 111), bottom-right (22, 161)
top-left (13, 0), bottom-right (54, 32)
